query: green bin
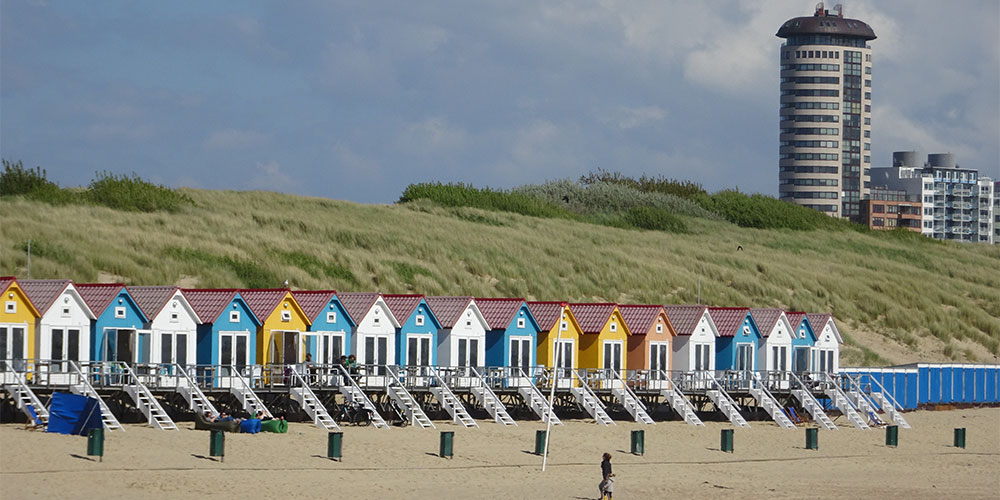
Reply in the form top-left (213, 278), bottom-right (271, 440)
top-left (885, 425), bottom-right (898, 447)
top-left (439, 431), bottom-right (454, 459)
top-left (954, 428), bottom-right (966, 449)
top-left (720, 429), bottom-right (734, 453)
top-left (631, 430), bottom-right (645, 456)
top-left (534, 430), bottom-right (547, 455)
top-left (210, 429), bottom-right (225, 461)
top-left (328, 431), bottom-right (343, 460)
top-left (805, 427), bottom-right (819, 450)
top-left (87, 428), bottom-right (104, 461)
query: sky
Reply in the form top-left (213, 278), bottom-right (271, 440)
top-left (2, 0), bottom-right (998, 203)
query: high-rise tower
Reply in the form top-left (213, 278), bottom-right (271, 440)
top-left (776, 3), bottom-right (876, 220)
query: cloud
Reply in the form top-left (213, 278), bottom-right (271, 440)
top-left (608, 105), bottom-right (666, 129)
top-left (204, 129), bottom-right (269, 150)
top-left (396, 117), bottom-right (468, 155)
top-left (249, 161), bottom-right (295, 192)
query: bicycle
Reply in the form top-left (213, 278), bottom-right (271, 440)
top-left (335, 401), bottom-right (374, 426)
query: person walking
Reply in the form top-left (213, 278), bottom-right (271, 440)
top-left (599, 452), bottom-right (614, 499)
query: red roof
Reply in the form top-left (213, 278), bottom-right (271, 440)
top-left (527, 301), bottom-right (566, 331)
top-left (76, 283), bottom-right (127, 316)
top-left (618, 305), bottom-right (666, 336)
top-left (568, 303), bottom-right (616, 334)
top-left (128, 286), bottom-right (180, 320)
top-left (475, 298), bottom-right (525, 330)
top-left (338, 292), bottom-right (381, 324)
top-left (240, 289), bottom-right (290, 320)
top-left (425, 296), bottom-right (473, 328)
top-left (750, 308), bottom-right (784, 337)
top-left (707, 307), bottom-right (752, 337)
top-left (382, 294), bottom-right (424, 323)
top-left (291, 290), bottom-right (337, 322)
top-left (806, 313), bottom-right (832, 330)
top-left (20, 279), bottom-right (73, 315)
top-left (663, 305), bottom-right (708, 336)
top-left (786, 311), bottom-right (808, 329)
top-left (0, 277), bottom-right (14, 295)
top-left (182, 289), bottom-right (241, 324)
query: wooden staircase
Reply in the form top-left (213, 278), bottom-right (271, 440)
top-left (609, 370), bottom-right (653, 424)
top-left (68, 361), bottom-right (123, 431)
top-left (790, 372), bottom-right (836, 431)
top-left (706, 379), bottom-right (750, 428)
top-left (468, 367), bottom-right (516, 426)
top-left (428, 367), bottom-right (477, 428)
top-left (569, 371), bottom-right (614, 426)
top-left (3, 369), bottom-right (49, 426)
top-left (227, 366), bottom-right (273, 419)
top-left (749, 373), bottom-right (795, 429)
top-left (386, 366), bottom-right (434, 429)
top-left (289, 367), bottom-right (339, 431)
top-left (118, 363), bottom-right (177, 431)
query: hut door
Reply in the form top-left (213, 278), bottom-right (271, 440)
top-left (554, 339), bottom-right (574, 388)
top-left (793, 347), bottom-right (810, 372)
top-left (602, 341), bottom-right (623, 388)
top-left (649, 342), bottom-right (669, 380)
top-left (0, 325), bottom-right (27, 372)
top-left (509, 337), bottom-right (531, 370)
top-left (407, 335), bottom-right (431, 366)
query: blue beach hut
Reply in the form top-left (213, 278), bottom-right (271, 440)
top-left (292, 290), bottom-right (355, 364)
top-left (785, 312), bottom-right (818, 372)
top-left (708, 307), bottom-right (762, 372)
top-left (76, 284), bottom-right (149, 364)
top-left (183, 289), bottom-right (261, 379)
top-left (383, 294), bottom-right (441, 368)
top-left (476, 298), bottom-right (540, 370)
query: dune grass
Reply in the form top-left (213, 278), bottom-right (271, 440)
top-left (1, 188), bottom-right (998, 366)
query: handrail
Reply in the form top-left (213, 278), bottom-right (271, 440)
top-left (861, 370), bottom-right (906, 413)
top-left (571, 369), bottom-right (607, 409)
top-left (839, 372), bottom-right (882, 422)
top-left (708, 373), bottom-right (742, 411)
top-left (227, 364), bottom-right (273, 419)
top-left (788, 371), bottom-right (826, 408)
top-left (174, 364), bottom-right (219, 418)
top-left (752, 371), bottom-right (785, 409)
top-left (611, 368), bottom-right (648, 411)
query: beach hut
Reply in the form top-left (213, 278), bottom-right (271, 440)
top-left (291, 290), bottom-right (354, 365)
top-left (426, 296), bottom-right (488, 369)
top-left (618, 304), bottom-right (674, 376)
top-left (750, 308), bottom-right (795, 373)
top-left (76, 284), bottom-right (149, 364)
top-left (784, 312), bottom-right (817, 372)
top-left (663, 305), bottom-right (719, 372)
top-left (568, 303), bottom-right (631, 373)
top-left (20, 280), bottom-right (95, 378)
top-left (383, 294), bottom-right (441, 368)
top-left (339, 292), bottom-right (401, 370)
top-left (806, 313), bottom-right (842, 373)
top-left (128, 286), bottom-right (200, 368)
top-left (241, 289), bottom-right (311, 365)
top-left (0, 277), bottom-right (41, 377)
top-left (528, 301), bottom-right (583, 386)
top-left (476, 298), bottom-right (540, 371)
top-left (708, 307), bottom-right (762, 372)
top-left (183, 289), bottom-right (261, 380)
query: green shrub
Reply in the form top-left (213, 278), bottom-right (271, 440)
top-left (85, 171), bottom-right (193, 213)
top-left (514, 179), bottom-right (718, 219)
top-left (620, 206), bottom-right (688, 233)
top-left (399, 182), bottom-right (577, 220)
top-left (1, 159), bottom-right (77, 204)
top-left (580, 169), bottom-right (708, 199)
top-left (696, 190), bottom-right (857, 231)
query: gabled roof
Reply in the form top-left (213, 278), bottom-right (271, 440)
top-left (527, 301), bottom-right (567, 331)
top-left (750, 308), bottom-right (784, 337)
top-left (425, 296), bottom-right (474, 328)
top-left (291, 290), bottom-right (337, 322)
top-left (183, 289), bottom-right (236, 324)
top-left (475, 298), bottom-right (528, 330)
top-left (806, 313), bottom-right (843, 343)
top-left (0, 276), bottom-right (41, 317)
top-left (20, 279), bottom-right (77, 316)
top-left (568, 303), bottom-right (618, 334)
top-left (76, 283), bottom-right (146, 321)
top-left (618, 304), bottom-right (668, 336)
top-left (663, 305), bottom-right (711, 336)
top-left (128, 285), bottom-right (180, 320)
top-left (338, 292), bottom-right (381, 324)
top-left (382, 294), bottom-right (424, 322)
top-left (707, 307), bottom-right (756, 337)
top-left (786, 311), bottom-right (808, 329)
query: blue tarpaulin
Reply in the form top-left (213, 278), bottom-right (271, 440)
top-left (46, 392), bottom-right (103, 436)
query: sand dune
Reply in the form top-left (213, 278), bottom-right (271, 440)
top-left (2, 408), bottom-right (998, 499)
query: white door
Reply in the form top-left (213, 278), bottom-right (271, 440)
top-left (363, 335), bottom-right (389, 379)
top-left (793, 347), bottom-right (811, 373)
top-left (554, 339), bottom-right (574, 388)
top-left (47, 327), bottom-right (83, 384)
top-left (693, 343), bottom-right (712, 389)
top-left (456, 337), bottom-right (480, 371)
top-left (508, 337), bottom-right (532, 385)
top-left (602, 340), bottom-right (623, 388)
top-left (218, 331), bottom-right (250, 388)
top-left (649, 342), bottom-right (670, 389)
top-left (0, 325), bottom-right (27, 382)
top-left (407, 335), bottom-right (433, 386)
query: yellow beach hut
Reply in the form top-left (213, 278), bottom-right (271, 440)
top-left (241, 289), bottom-right (311, 365)
top-left (0, 277), bottom-right (41, 376)
top-left (527, 301), bottom-right (583, 380)
top-left (568, 303), bottom-right (630, 373)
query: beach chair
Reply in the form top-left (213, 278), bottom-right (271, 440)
top-left (24, 404), bottom-right (46, 431)
top-left (785, 407), bottom-right (803, 424)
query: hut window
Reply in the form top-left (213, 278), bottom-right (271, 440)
top-left (170, 312), bottom-right (179, 322)
top-left (62, 307), bottom-right (71, 317)
top-left (327, 312), bottom-right (337, 323)
top-left (5, 301), bottom-right (16, 313)
top-left (230, 311), bottom-right (240, 323)
top-left (742, 325), bottom-right (751, 336)
top-left (280, 310), bottom-right (292, 322)
top-left (560, 321), bottom-right (568, 331)
top-left (656, 324), bottom-right (663, 333)
top-left (517, 318), bottom-right (525, 329)
top-left (799, 330), bottom-right (806, 339)
top-left (466, 320), bottom-right (472, 327)
top-left (415, 315), bottom-right (425, 326)
top-left (373, 317), bottom-right (380, 325)
top-left (610, 322), bottom-right (617, 332)
top-left (114, 307), bottom-right (126, 319)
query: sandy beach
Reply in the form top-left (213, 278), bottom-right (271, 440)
top-left (2, 408), bottom-right (998, 500)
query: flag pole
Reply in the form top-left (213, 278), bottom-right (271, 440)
top-left (541, 315), bottom-right (564, 472)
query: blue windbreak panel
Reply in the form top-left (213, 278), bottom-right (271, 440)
top-left (963, 367), bottom-right (975, 403)
top-left (941, 368), bottom-right (953, 402)
top-left (929, 367), bottom-right (941, 403)
top-left (974, 368), bottom-right (986, 403)
top-left (918, 366), bottom-right (929, 404)
top-left (893, 372), bottom-right (906, 408)
top-left (989, 368), bottom-right (999, 403)
top-left (905, 372), bottom-right (918, 409)
top-left (953, 367), bottom-right (965, 403)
